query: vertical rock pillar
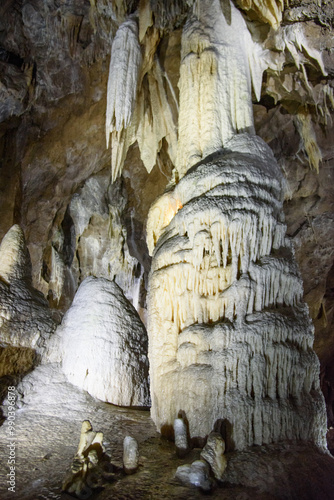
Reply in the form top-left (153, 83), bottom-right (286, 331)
top-left (146, 0), bottom-right (326, 450)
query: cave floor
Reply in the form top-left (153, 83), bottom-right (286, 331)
top-left (0, 364), bottom-right (334, 500)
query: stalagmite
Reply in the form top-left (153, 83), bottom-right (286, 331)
top-left (175, 460), bottom-right (212, 491)
top-left (200, 432), bottom-right (227, 480)
top-left (123, 436), bottom-right (139, 475)
top-left (62, 420), bottom-right (111, 499)
top-left (58, 276), bottom-right (150, 406)
top-left (0, 224), bottom-right (31, 282)
top-left (0, 225), bottom-right (56, 352)
top-left (173, 417), bottom-right (189, 457)
top-left (146, 0), bottom-right (327, 451)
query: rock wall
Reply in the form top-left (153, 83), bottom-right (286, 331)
top-left (0, 225), bottom-right (57, 375)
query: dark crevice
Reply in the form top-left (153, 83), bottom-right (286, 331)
top-left (0, 46), bottom-right (24, 68)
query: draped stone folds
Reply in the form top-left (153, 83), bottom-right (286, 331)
top-left (146, 134), bottom-right (327, 450)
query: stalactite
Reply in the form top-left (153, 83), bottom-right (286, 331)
top-left (106, 16), bottom-right (142, 149)
top-left (235, 0), bottom-right (284, 29)
top-left (176, 0), bottom-right (255, 177)
top-left (106, 12), bottom-right (177, 180)
top-left (61, 13), bottom-right (83, 57)
top-left (281, 24), bottom-right (327, 78)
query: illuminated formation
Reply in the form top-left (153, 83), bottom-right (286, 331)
top-left (146, 0), bottom-right (327, 450)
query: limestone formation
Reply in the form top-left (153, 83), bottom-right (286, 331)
top-left (146, 0), bottom-right (327, 451)
top-left (57, 276), bottom-right (150, 407)
top-left (173, 417), bottom-right (189, 457)
top-left (0, 1), bottom-right (333, 498)
top-left (147, 131), bottom-right (327, 449)
top-left (46, 171), bottom-right (143, 311)
top-left (175, 460), bottom-right (212, 492)
top-left (0, 225), bottom-right (57, 374)
top-left (0, 224), bottom-right (31, 282)
top-left (62, 420), bottom-right (111, 499)
top-left (105, 8), bottom-right (178, 180)
top-left (236, 0), bottom-right (284, 28)
top-left (123, 436), bottom-right (139, 475)
top-left (200, 432), bottom-right (227, 480)
top-left (176, 0), bottom-right (256, 177)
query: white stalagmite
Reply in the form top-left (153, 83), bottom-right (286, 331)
top-left (147, 133), bottom-right (326, 449)
top-left (200, 432), bottom-right (227, 480)
top-left (123, 436), bottom-right (139, 474)
top-left (174, 417), bottom-right (189, 457)
top-left (0, 225), bottom-right (56, 351)
top-left (146, 0), bottom-right (327, 451)
top-left (59, 276), bottom-right (150, 407)
top-left (0, 224), bottom-right (31, 282)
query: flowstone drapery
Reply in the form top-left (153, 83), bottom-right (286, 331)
top-left (147, 134), bottom-right (326, 449)
top-left (146, 0), bottom-right (327, 450)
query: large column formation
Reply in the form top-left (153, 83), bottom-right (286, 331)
top-left (147, 134), bottom-right (326, 449)
top-left (146, 0), bottom-right (327, 451)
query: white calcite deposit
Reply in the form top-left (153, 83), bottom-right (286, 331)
top-left (57, 276), bottom-right (150, 407)
top-left (173, 417), bottom-right (189, 457)
top-left (175, 460), bottom-right (212, 492)
top-left (106, 16), bottom-right (142, 149)
top-left (147, 134), bottom-right (327, 450)
top-left (146, 0), bottom-right (327, 451)
top-left (105, 14), bottom-right (177, 181)
top-left (176, 0), bottom-right (256, 177)
top-left (200, 432), bottom-right (227, 480)
top-left (123, 436), bottom-right (139, 474)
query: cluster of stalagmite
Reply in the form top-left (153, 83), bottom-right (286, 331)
top-left (147, 133), bottom-right (327, 450)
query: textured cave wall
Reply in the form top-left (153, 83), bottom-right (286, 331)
top-left (0, 0), bottom-right (334, 423)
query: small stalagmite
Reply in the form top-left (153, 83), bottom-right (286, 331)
top-left (200, 432), bottom-right (227, 480)
top-left (175, 460), bottom-right (212, 492)
top-left (62, 420), bottom-right (108, 499)
top-left (173, 417), bottom-right (189, 457)
top-left (123, 436), bottom-right (139, 475)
